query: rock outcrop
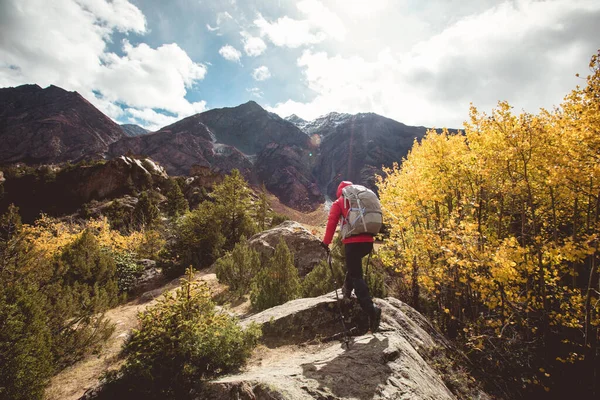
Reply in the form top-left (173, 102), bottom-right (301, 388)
top-left (248, 221), bottom-right (327, 277)
top-left (203, 293), bottom-right (491, 400)
top-left (0, 84), bottom-right (124, 164)
top-left (0, 156), bottom-right (167, 222)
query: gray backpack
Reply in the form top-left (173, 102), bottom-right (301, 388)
top-left (340, 185), bottom-right (383, 239)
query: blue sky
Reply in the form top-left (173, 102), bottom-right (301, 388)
top-left (1, 0), bottom-right (599, 130)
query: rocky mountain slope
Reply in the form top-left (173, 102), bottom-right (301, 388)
top-left (109, 101), bottom-right (323, 210)
top-left (108, 123), bottom-right (253, 178)
top-left (0, 84), bottom-right (124, 164)
top-left (120, 124), bottom-right (149, 137)
top-left (288, 112), bottom-right (429, 198)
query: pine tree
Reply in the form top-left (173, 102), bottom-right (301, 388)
top-left (163, 201), bottom-right (226, 275)
top-left (133, 191), bottom-right (160, 228)
top-left (165, 179), bottom-right (188, 218)
top-left (256, 183), bottom-right (269, 231)
top-left (212, 169), bottom-right (257, 249)
top-left (301, 259), bottom-right (344, 298)
top-left (250, 239), bottom-right (301, 310)
top-left (0, 282), bottom-right (53, 400)
top-left (215, 236), bottom-right (261, 295)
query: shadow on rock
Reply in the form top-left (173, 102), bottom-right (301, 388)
top-left (301, 336), bottom-right (392, 400)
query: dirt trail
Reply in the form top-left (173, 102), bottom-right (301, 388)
top-left (44, 270), bottom-right (223, 400)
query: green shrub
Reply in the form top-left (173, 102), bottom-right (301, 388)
top-left (269, 212), bottom-right (289, 227)
top-left (364, 258), bottom-right (388, 299)
top-left (215, 236), bottom-right (260, 295)
top-left (46, 229), bottom-right (118, 366)
top-left (250, 239), bottom-right (301, 311)
top-left (164, 178), bottom-right (188, 218)
top-left (301, 258), bottom-right (344, 298)
top-left (0, 282), bottom-right (53, 400)
top-left (133, 191), bottom-right (160, 229)
top-left (105, 199), bottom-right (133, 232)
top-left (108, 268), bottom-right (261, 398)
top-left (112, 250), bottom-right (144, 293)
top-left (162, 201), bottom-right (225, 277)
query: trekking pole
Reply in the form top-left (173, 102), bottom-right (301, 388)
top-left (327, 248), bottom-right (351, 349)
top-left (365, 249), bottom-right (373, 284)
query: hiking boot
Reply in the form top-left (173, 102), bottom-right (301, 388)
top-left (369, 306), bottom-right (382, 333)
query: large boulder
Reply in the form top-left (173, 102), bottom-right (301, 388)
top-left (203, 293), bottom-right (492, 400)
top-left (248, 221), bottom-right (327, 276)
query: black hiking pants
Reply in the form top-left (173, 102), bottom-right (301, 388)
top-left (344, 242), bottom-right (375, 315)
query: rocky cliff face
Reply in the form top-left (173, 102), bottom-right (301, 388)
top-left (255, 143), bottom-right (323, 211)
top-left (0, 157), bottom-right (167, 222)
top-left (0, 84), bottom-right (124, 164)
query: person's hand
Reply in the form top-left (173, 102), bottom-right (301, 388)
top-left (320, 241), bottom-right (330, 253)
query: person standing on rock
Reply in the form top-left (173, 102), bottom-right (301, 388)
top-left (321, 180), bottom-right (382, 333)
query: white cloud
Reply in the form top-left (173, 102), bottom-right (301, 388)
top-left (253, 0), bottom-right (345, 48)
top-left (241, 31), bottom-right (267, 56)
top-left (252, 66), bottom-right (271, 81)
top-left (270, 0), bottom-right (600, 128)
top-left (296, 0), bottom-right (346, 41)
top-left (0, 0), bottom-right (208, 130)
top-left (75, 0), bottom-right (146, 33)
top-left (246, 87), bottom-right (264, 98)
top-left (218, 44), bottom-right (242, 63)
top-left (216, 11), bottom-right (233, 25)
top-left (98, 40), bottom-right (207, 116)
top-left (254, 14), bottom-right (324, 48)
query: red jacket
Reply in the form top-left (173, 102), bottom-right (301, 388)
top-left (322, 181), bottom-right (375, 245)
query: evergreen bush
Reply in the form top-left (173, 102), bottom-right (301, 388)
top-left (112, 250), bottom-right (144, 293)
top-left (0, 282), bottom-right (53, 400)
top-left (250, 239), bottom-right (301, 311)
top-left (107, 268), bottom-right (261, 398)
top-left (164, 178), bottom-right (188, 218)
top-left (301, 258), bottom-right (344, 298)
top-left (215, 236), bottom-right (260, 295)
top-left (162, 201), bottom-right (225, 277)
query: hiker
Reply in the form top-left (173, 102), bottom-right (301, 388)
top-left (321, 180), bottom-right (382, 332)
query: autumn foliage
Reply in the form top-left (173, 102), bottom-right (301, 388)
top-left (377, 51), bottom-right (600, 397)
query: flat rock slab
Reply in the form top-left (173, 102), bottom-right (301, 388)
top-left (203, 293), bottom-right (491, 400)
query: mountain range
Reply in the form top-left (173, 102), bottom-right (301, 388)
top-left (0, 84), bottom-right (435, 210)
